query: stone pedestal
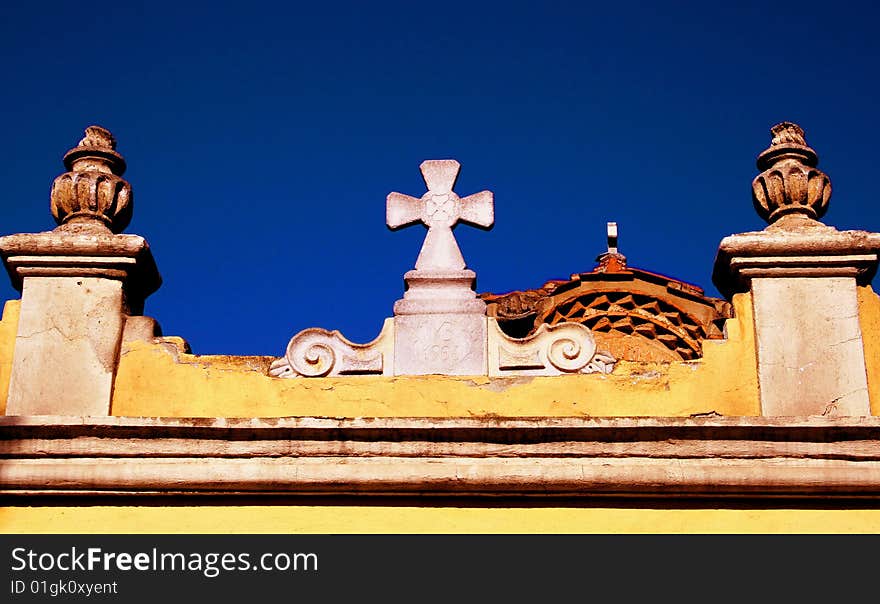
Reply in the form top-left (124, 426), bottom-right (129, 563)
top-left (393, 270), bottom-right (488, 375)
top-left (393, 314), bottom-right (488, 376)
top-left (714, 221), bottom-right (880, 416)
top-left (0, 230), bottom-right (160, 415)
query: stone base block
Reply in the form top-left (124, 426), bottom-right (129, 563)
top-left (6, 277), bottom-right (124, 415)
top-left (753, 277), bottom-right (870, 416)
top-left (393, 314), bottom-right (487, 375)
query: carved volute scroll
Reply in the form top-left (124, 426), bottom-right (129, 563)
top-left (488, 319), bottom-right (616, 377)
top-left (269, 320), bottom-right (393, 378)
top-left (50, 126), bottom-right (133, 233)
top-left (752, 122), bottom-right (831, 225)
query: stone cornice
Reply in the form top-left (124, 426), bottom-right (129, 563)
top-left (0, 230), bottom-right (161, 301)
top-left (4, 415), bottom-right (880, 499)
top-left (712, 223), bottom-right (880, 298)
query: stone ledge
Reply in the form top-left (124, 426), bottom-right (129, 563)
top-left (712, 225), bottom-right (880, 297)
top-left (0, 230), bottom-right (161, 298)
top-left (3, 416), bottom-right (880, 499)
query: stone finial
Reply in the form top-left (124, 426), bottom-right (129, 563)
top-left (752, 121), bottom-right (831, 225)
top-left (50, 125), bottom-right (133, 233)
top-left (387, 160), bottom-right (494, 271)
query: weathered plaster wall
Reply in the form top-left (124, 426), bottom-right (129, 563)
top-left (0, 292), bottom-right (759, 418)
top-left (2, 506), bottom-right (880, 534)
top-left (859, 285), bottom-right (880, 416)
top-left (109, 294), bottom-right (760, 418)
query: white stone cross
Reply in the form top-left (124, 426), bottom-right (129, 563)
top-left (386, 160), bottom-right (494, 271)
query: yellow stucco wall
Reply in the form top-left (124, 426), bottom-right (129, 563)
top-left (0, 299), bottom-right (19, 415)
top-left (859, 285), bottom-right (880, 416)
top-left (0, 273), bottom-right (874, 423)
top-left (13, 286), bottom-right (880, 420)
top-left (2, 506), bottom-right (879, 534)
top-left (109, 293), bottom-right (760, 418)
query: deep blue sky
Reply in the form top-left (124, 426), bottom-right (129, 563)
top-left (2, 2), bottom-right (879, 355)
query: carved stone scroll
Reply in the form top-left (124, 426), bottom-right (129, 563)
top-left (488, 318), bottom-right (616, 377)
top-left (269, 319), bottom-right (393, 378)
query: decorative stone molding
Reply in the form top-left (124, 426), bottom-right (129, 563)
top-left (713, 225), bottom-right (880, 296)
top-left (269, 319), bottom-right (393, 377)
top-left (488, 318), bottom-right (615, 376)
top-left (273, 316), bottom-right (615, 378)
top-left (0, 231), bottom-right (161, 314)
top-left (0, 126), bottom-right (161, 416)
top-left (5, 415), bottom-right (880, 499)
top-left (272, 159), bottom-right (616, 378)
top-left (714, 122), bottom-right (880, 417)
top-left (50, 126), bottom-right (133, 234)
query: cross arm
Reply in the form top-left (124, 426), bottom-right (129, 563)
top-left (386, 192), bottom-right (423, 229)
top-left (458, 190), bottom-right (494, 229)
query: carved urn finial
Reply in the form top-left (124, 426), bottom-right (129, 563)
top-left (751, 121), bottom-right (831, 225)
top-left (50, 125), bottom-right (132, 233)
